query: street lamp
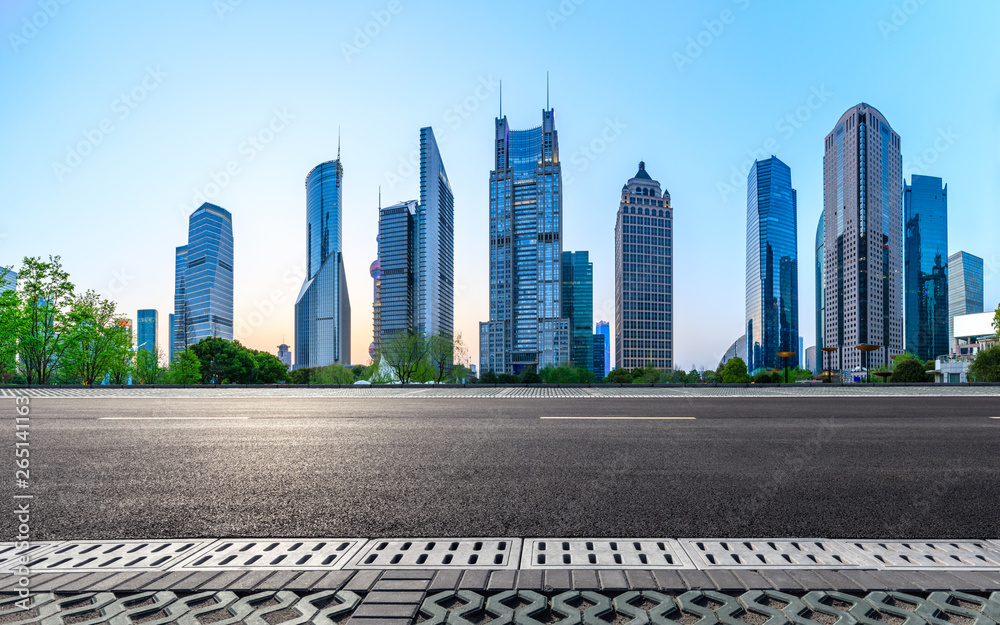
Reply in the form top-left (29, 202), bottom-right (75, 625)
top-left (776, 351), bottom-right (796, 384)
top-left (821, 347), bottom-right (839, 384)
top-left (855, 344), bottom-right (880, 383)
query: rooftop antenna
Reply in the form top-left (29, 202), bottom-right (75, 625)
top-left (546, 71), bottom-right (550, 110)
top-left (337, 126), bottom-right (341, 160)
top-left (378, 185), bottom-right (381, 210)
top-left (499, 79), bottom-right (502, 119)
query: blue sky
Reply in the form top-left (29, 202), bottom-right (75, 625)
top-left (1, 0), bottom-right (997, 369)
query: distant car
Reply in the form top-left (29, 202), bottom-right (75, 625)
top-left (354, 380), bottom-right (372, 385)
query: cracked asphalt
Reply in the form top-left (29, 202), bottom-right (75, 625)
top-left (8, 396), bottom-right (1000, 540)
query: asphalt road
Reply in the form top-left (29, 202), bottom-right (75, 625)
top-left (8, 397), bottom-right (1000, 540)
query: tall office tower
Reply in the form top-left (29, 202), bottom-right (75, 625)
top-left (614, 162), bottom-right (673, 370)
top-left (592, 334), bottom-right (606, 379)
top-left (815, 212), bottom-right (825, 359)
top-left (173, 203), bottom-right (234, 361)
top-left (562, 251), bottom-right (594, 372)
top-left (168, 314), bottom-right (175, 364)
top-left (479, 107), bottom-right (569, 375)
top-left (369, 230), bottom-right (382, 360)
top-left (745, 156), bottom-right (798, 374)
top-left (948, 251), bottom-right (984, 352)
top-left (822, 103), bottom-right (903, 370)
top-left (904, 175), bottom-right (949, 360)
top-left (417, 127), bottom-right (455, 345)
top-left (277, 344), bottom-right (292, 369)
top-left (378, 200), bottom-right (419, 343)
top-left (595, 320), bottom-right (610, 375)
top-left (295, 159), bottom-right (351, 368)
top-left (136, 309), bottom-right (157, 355)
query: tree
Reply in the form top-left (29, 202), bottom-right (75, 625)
top-left (379, 331), bottom-right (432, 384)
top-left (313, 364), bottom-right (355, 384)
top-left (890, 357), bottom-right (932, 383)
top-left (248, 349), bottom-right (288, 383)
top-left (427, 331), bottom-right (457, 383)
top-left (62, 290), bottom-right (131, 384)
top-left (539, 365), bottom-right (594, 384)
top-left (190, 337), bottom-right (252, 383)
top-left (480, 370), bottom-right (499, 384)
top-left (16, 256), bottom-right (75, 384)
top-left (993, 302), bottom-right (1000, 339)
top-left (721, 357), bottom-right (751, 384)
top-left (753, 371), bottom-right (776, 384)
top-left (968, 345), bottom-right (1000, 383)
top-left (171, 349), bottom-right (202, 384)
top-left (134, 348), bottom-right (165, 385)
top-left (684, 369), bottom-right (702, 384)
top-left (701, 370), bottom-right (721, 384)
top-left (497, 373), bottom-right (520, 384)
top-left (0, 270), bottom-right (22, 382)
top-left (522, 370), bottom-right (542, 384)
top-left (351, 364), bottom-right (367, 380)
top-left (604, 368), bottom-right (633, 384)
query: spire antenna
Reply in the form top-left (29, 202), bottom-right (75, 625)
top-left (499, 80), bottom-right (502, 119)
top-left (337, 126), bottom-right (341, 160)
top-left (546, 71), bottom-right (549, 110)
top-left (378, 185), bottom-right (381, 210)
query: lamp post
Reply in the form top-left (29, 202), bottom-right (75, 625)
top-left (821, 347), bottom-right (838, 384)
top-left (776, 351), bottom-right (796, 384)
top-left (855, 344), bottom-right (880, 383)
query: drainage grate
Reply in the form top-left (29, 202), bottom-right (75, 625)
top-left (174, 539), bottom-right (365, 570)
top-left (0, 542), bottom-right (65, 570)
top-left (24, 540), bottom-right (212, 572)
top-left (346, 539), bottom-right (520, 569)
top-left (679, 539), bottom-right (869, 569)
top-left (847, 541), bottom-right (1000, 569)
top-left (520, 539), bottom-right (695, 569)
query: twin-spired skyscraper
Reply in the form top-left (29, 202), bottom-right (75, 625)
top-left (822, 103), bottom-right (904, 369)
top-left (480, 108), bottom-right (569, 375)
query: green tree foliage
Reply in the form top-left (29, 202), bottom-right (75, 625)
top-left (993, 302), bottom-right (1000, 338)
top-left (16, 256), bottom-right (75, 384)
top-left (603, 368), bottom-right (634, 384)
top-left (480, 370), bottom-right (499, 384)
top-left (134, 348), bottom-right (165, 384)
top-left (0, 268), bottom-right (22, 382)
top-left (379, 331), bottom-right (433, 384)
top-left (171, 349), bottom-right (202, 384)
top-left (968, 345), bottom-right (1000, 383)
top-left (522, 370), bottom-right (542, 384)
top-left (701, 370), bottom-right (721, 384)
top-left (351, 364), bottom-right (367, 380)
top-left (539, 365), bottom-right (594, 384)
top-left (685, 369), bottom-right (702, 384)
top-left (721, 357), bottom-right (751, 383)
top-left (189, 337), bottom-right (287, 384)
top-left (753, 371), bottom-right (777, 384)
top-left (889, 357), bottom-right (932, 383)
top-left (497, 373), bottom-right (520, 384)
top-left (312, 364), bottom-right (355, 384)
top-left (62, 290), bottom-right (132, 384)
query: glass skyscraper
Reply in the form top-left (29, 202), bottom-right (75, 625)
top-left (561, 251), bottom-right (593, 373)
top-left (377, 200), bottom-right (419, 342)
top-left (136, 309), bottom-right (157, 355)
top-left (417, 127), bottom-right (455, 344)
top-left (948, 251), bottom-right (984, 352)
top-left (595, 320), bottom-right (610, 377)
top-left (295, 159), bottom-right (351, 368)
top-left (822, 103), bottom-right (903, 371)
top-left (904, 175), bottom-right (948, 360)
top-left (614, 162), bottom-right (672, 371)
top-left (815, 212), bottom-right (824, 362)
top-left (480, 108), bottom-right (569, 375)
top-left (173, 203), bottom-right (234, 361)
top-left (745, 157), bottom-right (798, 373)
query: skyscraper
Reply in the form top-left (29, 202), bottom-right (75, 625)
top-left (745, 156), bottom-right (798, 373)
top-left (173, 203), bottom-right (234, 361)
top-left (295, 159), bottom-right (351, 368)
top-left (377, 200), bottom-right (419, 343)
top-left (948, 251), bottom-right (984, 352)
top-left (417, 127), bottom-right (455, 346)
top-left (561, 251), bottom-right (593, 372)
top-left (277, 343), bottom-right (292, 369)
top-left (595, 320), bottom-right (610, 376)
top-left (370, 230), bottom-right (381, 361)
top-left (136, 309), bottom-right (157, 354)
top-left (815, 212), bottom-right (825, 358)
top-left (480, 107), bottom-right (569, 375)
top-left (592, 334), bottom-right (606, 380)
top-left (822, 103), bottom-right (903, 371)
top-left (904, 175), bottom-right (949, 360)
top-left (168, 313), bottom-right (175, 364)
top-left (0, 269), bottom-right (15, 292)
top-left (615, 162), bottom-right (672, 370)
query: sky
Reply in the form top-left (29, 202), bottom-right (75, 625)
top-left (1, 0), bottom-right (998, 370)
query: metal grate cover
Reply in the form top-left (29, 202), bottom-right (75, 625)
top-left (848, 541), bottom-right (1000, 569)
top-left (175, 539), bottom-right (365, 570)
top-left (520, 539), bottom-right (695, 569)
top-left (25, 540), bottom-right (212, 572)
top-left (0, 542), bottom-right (65, 571)
top-left (346, 539), bottom-right (520, 569)
top-left (679, 539), bottom-right (868, 569)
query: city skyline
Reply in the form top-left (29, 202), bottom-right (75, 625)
top-left (3, 2), bottom-right (998, 370)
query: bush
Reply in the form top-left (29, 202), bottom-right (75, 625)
top-left (721, 357), bottom-right (751, 384)
top-left (968, 345), bottom-right (1000, 383)
top-left (522, 371), bottom-right (542, 384)
top-left (497, 373), bottom-right (520, 384)
top-left (480, 370), bottom-right (498, 384)
top-left (889, 357), bottom-right (932, 383)
top-left (603, 368), bottom-right (633, 384)
top-left (753, 371), bottom-right (776, 384)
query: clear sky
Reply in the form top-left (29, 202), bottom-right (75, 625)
top-left (1, 0), bottom-right (998, 370)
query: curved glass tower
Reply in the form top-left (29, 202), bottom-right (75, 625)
top-left (172, 203), bottom-right (234, 360)
top-left (904, 175), bottom-right (948, 360)
top-left (295, 159), bottom-right (351, 368)
top-left (745, 156), bottom-right (798, 374)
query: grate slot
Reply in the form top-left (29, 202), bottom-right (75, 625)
top-left (679, 539), bottom-right (868, 569)
top-left (522, 539), bottom-right (693, 569)
top-left (174, 539), bottom-right (364, 571)
top-left (346, 538), bottom-right (519, 569)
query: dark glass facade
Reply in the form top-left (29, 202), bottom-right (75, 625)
top-left (904, 175), bottom-right (949, 360)
top-left (480, 109), bottom-right (568, 375)
top-left (173, 203), bottom-right (234, 360)
top-left (592, 334), bottom-right (606, 380)
top-left (378, 200), bottom-right (419, 343)
top-left (815, 212), bottom-right (825, 365)
top-left (745, 157), bottom-right (798, 373)
top-left (947, 251), bottom-right (984, 351)
top-left (595, 320), bottom-right (610, 377)
top-left (136, 309), bottom-right (157, 355)
top-left (561, 251), bottom-right (593, 372)
top-left (417, 127), bottom-right (455, 342)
